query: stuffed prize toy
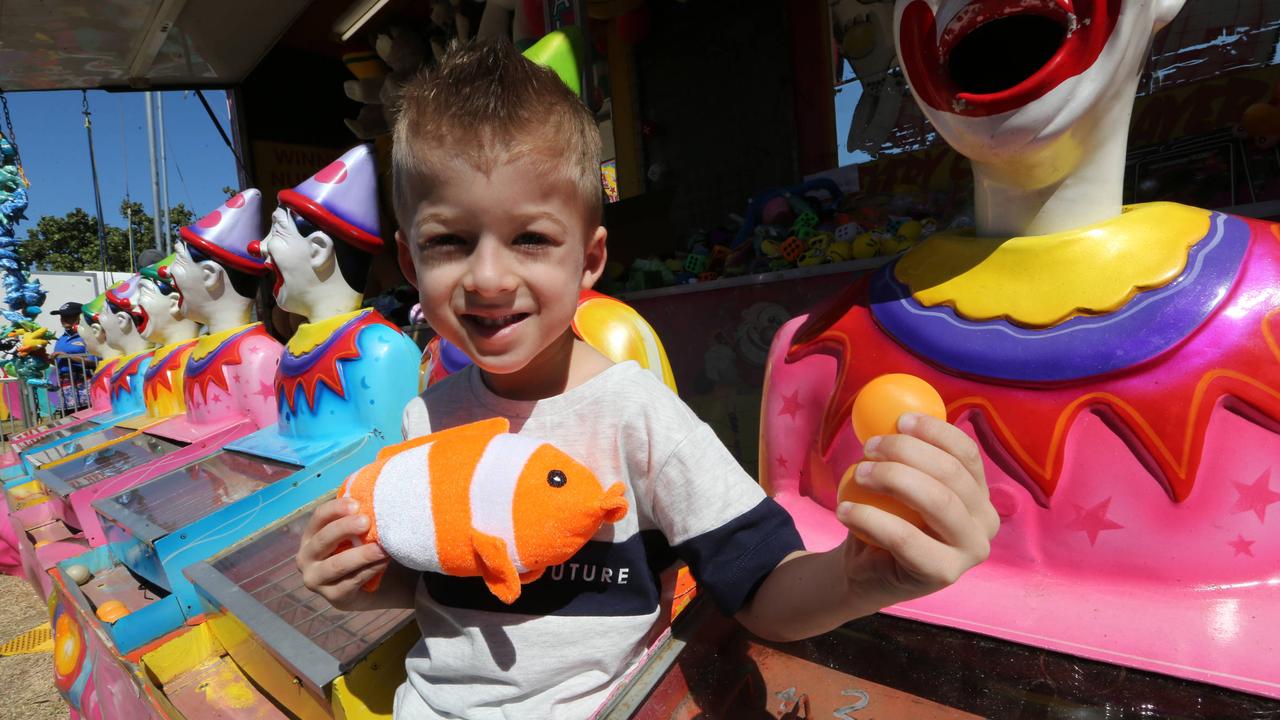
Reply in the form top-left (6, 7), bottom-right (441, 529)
top-left (339, 417), bottom-right (628, 604)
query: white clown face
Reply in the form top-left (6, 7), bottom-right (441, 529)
top-left (170, 241), bottom-right (213, 324)
top-left (259, 206), bottom-right (321, 316)
top-left (136, 278), bottom-right (182, 342)
top-left (894, 0), bottom-right (1185, 171)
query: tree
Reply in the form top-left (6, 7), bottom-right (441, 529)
top-left (221, 185), bottom-right (239, 199)
top-left (19, 201), bottom-right (199, 273)
top-left (118, 199), bottom-right (194, 254)
top-left (19, 208), bottom-right (126, 272)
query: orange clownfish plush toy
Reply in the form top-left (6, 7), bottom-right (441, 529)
top-left (338, 417), bottom-right (629, 604)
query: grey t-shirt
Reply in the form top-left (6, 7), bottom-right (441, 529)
top-left (394, 360), bottom-right (802, 720)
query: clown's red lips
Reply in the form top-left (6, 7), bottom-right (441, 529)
top-left (900, 0), bottom-right (1120, 116)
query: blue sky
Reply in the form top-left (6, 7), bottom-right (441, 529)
top-left (834, 60), bottom-right (873, 168)
top-left (2, 89), bottom-right (240, 232)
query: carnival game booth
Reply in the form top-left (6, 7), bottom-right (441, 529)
top-left (47, 139), bottom-right (414, 635)
top-left (3, 1), bottom-right (1280, 719)
top-left (7, 193), bottom-right (289, 600)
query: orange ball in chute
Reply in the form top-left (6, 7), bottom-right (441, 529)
top-left (95, 600), bottom-right (130, 624)
top-left (851, 373), bottom-right (946, 443)
top-left (843, 373), bottom-right (947, 535)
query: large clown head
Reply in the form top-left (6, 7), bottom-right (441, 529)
top-left (101, 277), bottom-right (152, 355)
top-left (257, 144), bottom-right (383, 323)
top-left (78, 294), bottom-right (118, 360)
top-left (136, 253), bottom-right (200, 345)
top-left (173, 189), bottom-right (269, 332)
top-left (894, 0), bottom-right (1186, 235)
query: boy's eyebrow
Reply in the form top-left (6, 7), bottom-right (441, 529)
top-left (514, 210), bottom-right (570, 234)
top-left (412, 209), bottom-right (571, 234)
top-left (414, 210), bottom-right (455, 226)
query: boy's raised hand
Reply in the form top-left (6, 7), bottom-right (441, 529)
top-left (296, 498), bottom-right (395, 612)
top-left (837, 413), bottom-right (1000, 604)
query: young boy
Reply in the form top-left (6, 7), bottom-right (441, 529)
top-left (297, 39), bottom-right (999, 719)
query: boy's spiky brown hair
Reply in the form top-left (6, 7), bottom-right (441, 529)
top-left (392, 38), bottom-right (603, 230)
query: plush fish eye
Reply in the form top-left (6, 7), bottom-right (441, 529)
top-left (547, 469), bottom-right (567, 488)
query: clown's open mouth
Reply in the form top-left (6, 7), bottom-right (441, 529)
top-left (134, 308), bottom-right (150, 335)
top-left (947, 10), bottom-right (1067, 95)
top-left (900, 0), bottom-right (1120, 116)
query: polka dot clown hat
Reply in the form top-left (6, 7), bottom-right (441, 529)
top-left (277, 144), bottom-right (382, 253)
top-left (179, 189), bottom-right (268, 275)
top-left (105, 275), bottom-right (143, 312)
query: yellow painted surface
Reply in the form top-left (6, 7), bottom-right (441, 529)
top-left (288, 309), bottom-right (367, 356)
top-left (331, 624), bottom-right (420, 720)
top-left (142, 340), bottom-right (197, 417)
top-left (190, 323), bottom-right (261, 362)
top-left (6, 479), bottom-right (49, 510)
top-left (207, 611), bottom-right (332, 720)
top-left (198, 656), bottom-right (259, 710)
top-left (896, 202), bottom-right (1213, 327)
top-left (140, 623), bottom-right (221, 686)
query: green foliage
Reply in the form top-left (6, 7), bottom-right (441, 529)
top-left (19, 200), bottom-right (197, 272)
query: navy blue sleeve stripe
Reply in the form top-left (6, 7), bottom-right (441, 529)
top-left (672, 497), bottom-right (804, 616)
top-left (423, 530), bottom-right (679, 617)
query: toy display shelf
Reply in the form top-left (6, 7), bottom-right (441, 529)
top-left (186, 498), bottom-right (416, 719)
top-left (615, 255), bottom-right (892, 303)
top-left (595, 599), bottom-right (1280, 719)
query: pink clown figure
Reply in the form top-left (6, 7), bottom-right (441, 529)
top-left (761, 0), bottom-right (1280, 699)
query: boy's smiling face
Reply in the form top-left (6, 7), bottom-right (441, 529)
top-left (400, 154), bottom-right (606, 388)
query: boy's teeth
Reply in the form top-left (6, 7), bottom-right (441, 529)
top-left (474, 315), bottom-right (519, 327)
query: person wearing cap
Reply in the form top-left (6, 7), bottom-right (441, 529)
top-left (50, 301), bottom-right (92, 411)
top-left (51, 302), bottom-right (86, 355)
top-left (171, 189), bottom-right (284, 430)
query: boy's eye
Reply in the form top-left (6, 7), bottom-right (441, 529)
top-left (513, 232), bottom-right (551, 247)
top-left (424, 234), bottom-right (466, 249)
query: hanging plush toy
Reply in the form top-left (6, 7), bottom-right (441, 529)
top-left (830, 0), bottom-right (906, 158)
top-left (338, 417), bottom-right (628, 603)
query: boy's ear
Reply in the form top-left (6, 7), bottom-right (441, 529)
top-left (580, 226), bottom-right (607, 290)
top-left (396, 230), bottom-right (419, 289)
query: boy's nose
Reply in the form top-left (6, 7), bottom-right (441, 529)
top-left (465, 241), bottom-right (518, 295)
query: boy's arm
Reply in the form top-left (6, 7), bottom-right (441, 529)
top-left (735, 414), bottom-right (999, 642)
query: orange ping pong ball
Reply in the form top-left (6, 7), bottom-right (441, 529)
top-left (842, 374), bottom-right (947, 537)
top-left (95, 600), bottom-right (131, 623)
top-left (850, 373), bottom-right (946, 443)
top-left (839, 463), bottom-right (925, 533)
